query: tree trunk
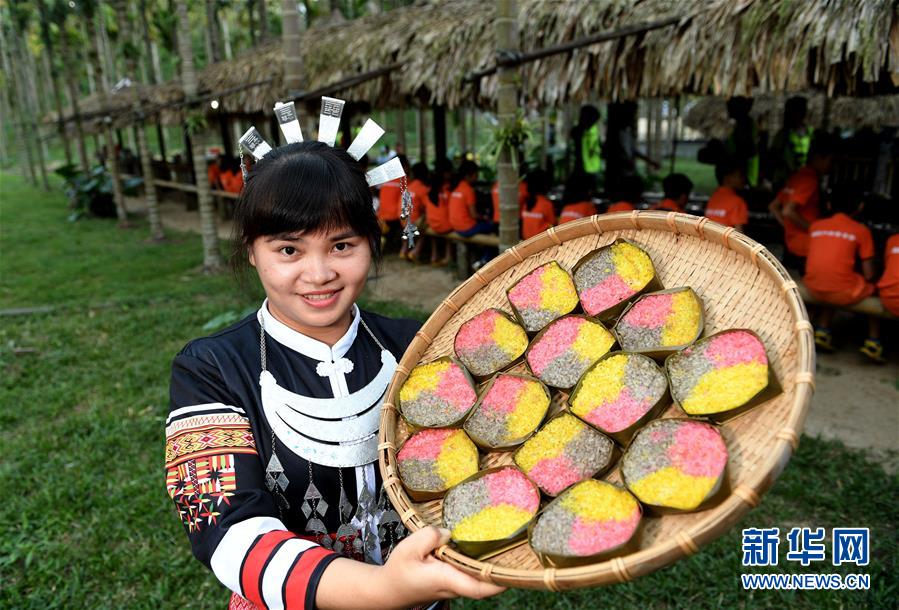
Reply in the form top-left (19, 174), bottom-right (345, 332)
top-left (138, 124), bottom-right (165, 240)
top-left (86, 9), bottom-right (128, 222)
top-left (247, 0), bottom-right (257, 45)
top-left (455, 108), bottom-right (466, 155)
top-left (59, 29), bottom-right (91, 173)
top-left (176, 0), bottom-right (224, 272)
top-left (282, 0), bottom-right (303, 96)
top-left (257, 0), bottom-right (270, 41)
top-left (12, 28), bottom-right (50, 190)
top-left (495, 0), bottom-right (520, 251)
top-left (395, 107), bottom-right (406, 151)
top-left (138, 0), bottom-right (158, 84)
top-left (0, 26), bottom-right (37, 185)
top-left (37, 4), bottom-right (74, 167)
top-left (221, 10), bottom-right (233, 59)
top-left (417, 107), bottom-right (426, 163)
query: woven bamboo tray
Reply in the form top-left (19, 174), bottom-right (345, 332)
top-left (378, 211), bottom-right (815, 590)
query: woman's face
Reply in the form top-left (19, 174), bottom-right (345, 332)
top-left (249, 226), bottom-right (371, 345)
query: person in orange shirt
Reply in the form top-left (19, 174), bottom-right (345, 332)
top-left (400, 162), bottom-right (430, 262)
top-left (449, 160), bottom-right (494, 237)
top-left (520, 169), bottom-right (555, 239)
top-left (877, 233), bottom-right (899, 318)
top-left (803, 185), bottom-right (882, 361)
top-left (426, 159), bottom-right (454, 266)
top-left (769, 138), bottom-right (835, 268)
top-left (558, 172), bottom-right (597, 224)
top-left (491, 178), bottom-right (528, 224)
top-left (704, 158), bottom-right (749, 231)
top-left (207, 155), bottom-right (223, 190)
top-left (654, 173), bottom-right (693, 213)
top-left (605, 175), bottom-right (643, 213)
top-left (377, 155), bottom-right (407, 254)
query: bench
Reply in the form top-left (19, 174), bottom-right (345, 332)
top-left (790, 273), bottom-right (897, 320)
top-left (423, 229), bottom-right (501, 278)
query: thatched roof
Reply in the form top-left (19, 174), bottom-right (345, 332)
top-left (684, 93), bottom-right (899, 139)
top-left (53, 0), bottom-right (899, 126)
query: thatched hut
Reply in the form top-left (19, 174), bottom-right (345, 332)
top-left (53, 0), bottom-right (899, 130)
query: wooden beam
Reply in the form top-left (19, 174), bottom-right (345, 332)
top-left (465, 15), bottom-right (682, 83)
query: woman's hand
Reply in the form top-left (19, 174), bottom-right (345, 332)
top-left (382, 526), bottom-right (507, 606)
top-left (316, 526), bottom-right (506, 610)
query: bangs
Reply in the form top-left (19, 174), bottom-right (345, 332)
top-left (232, 141), bottom-right (381, 263)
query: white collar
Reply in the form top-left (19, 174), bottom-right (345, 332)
top-left (257, 299), bottom-right (361, 362)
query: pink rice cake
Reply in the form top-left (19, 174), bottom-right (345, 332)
top-left (569, 353), bottom-right (668, 435)
top-left (397, 428), bottom-right (479, 494)
top-left (443, 467), bottom-right (541, 543)
top-left (573, 241), bottom-right (655, 317)
top-left (526, 315), bottom-right (616, 389)
top-left (531, 480), bottom-right (641, 559)
top-left (614, 288), bottom-right (703, 353)
top-left (622, 418), bottom-right (728, 511)
top-left (507, 261), bottom-right (579, 333)
top-left (399, 358), bottom-right (477, 427)
top-left (463, 374), bottom-right (551, 448)
top-left (514, 413), bottom-right (615, 496)
top-left (667, 330), bottom-right (772, 417)
top-left (454, 309), bottom-right (529, 377)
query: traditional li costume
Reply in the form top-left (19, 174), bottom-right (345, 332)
top-left (165, 98), bottom-right (424, 609)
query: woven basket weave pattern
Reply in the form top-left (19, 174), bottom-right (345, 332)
top-left (379, 212), bottom-right (814, 590)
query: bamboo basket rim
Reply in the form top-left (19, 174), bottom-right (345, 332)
top-left (378, 211), bottom-right (815, 591)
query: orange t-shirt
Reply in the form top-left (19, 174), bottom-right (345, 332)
top-left (606, 201), bottom-right (635, 213)
top-left (559, 201), bottom-right (596, 224)
top-left (407, 178), bottom-right (429, 225)
top-left (449, 180), bottom-right (477, 232)
top-left (655, 198), bottom-right (682, 212)
top-left (876, 234), bottom-right (899, 312)
top-left (521, 195), bottom-right (555, 240)
top-left (777, 166), bottom-right (820, 257)
top-left (377, 179), bottom-right (402, 222)
top-left (425, 185), bottom-right (452, 234)
top-left (704, 186), bottom-right (749, 227)
top-left (220, 170), bottom-right (243, 194)
top-left (207, 163), bottom-right (221, 188)
top-left (491, 181), bottom-right (528, 223)
top-left (803, 213), bottom-right (874, 300)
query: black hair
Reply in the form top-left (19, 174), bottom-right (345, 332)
top-left (808, 133), bottom-right (837, 159)
top-left (450, 160), bottom-right (478, 191)
top-left (726, 96), bottom-right (753, 119)
top-left (662, 173), bottom-right (694, 199)
top-left (826, 184), bottom-right (864, 215)
top-left (563, 171), bottom-right (595, 204)
top-left (616, 174), bottom-right (645, 203)
top-left (231, 141), bottom-right (381, 277)
top-left (784, 96), bottom-right (808, 128)
top-left (577, 104), bottom-right (600, 127)
top-left (411, 161), bottom-right (429, 182)
top-left (524, 168), bottom-right (551, 211)
top-left (715, 156), bottom-right (744, 185)
top-left (428, 158), bottom-right (454, 206)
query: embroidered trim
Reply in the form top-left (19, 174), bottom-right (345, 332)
top-left (165, 413), bottom-right (257, 467)
top-left (166, 454), bottom-right (238, 532)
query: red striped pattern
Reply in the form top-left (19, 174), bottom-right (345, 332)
top-left (240, 531), bottom-right (295, 607)
top-left (284, 547), bottom-right (336, 610)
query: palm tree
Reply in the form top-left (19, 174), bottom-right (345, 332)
top-left (175, 0), bottom-right (224, 272)
top-left (205, 0), bottom-right (224, 63)
top-left (112, 0), bottom-right (165, 241)
top-left (57, 16), bottom-right (91, 173)
top-left (36, 0), bottom-right (73, 168)
top-left (495, 0), bottom-right (520, 250)
top-left (0, 18), bottom-right (37, 186)
top-left (80, 0), bottom-right (128, 224)
top-left (282, 0), bottom-right (302, 96)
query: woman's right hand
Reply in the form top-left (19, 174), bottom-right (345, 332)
top-left (316, 526), bottom-right (506, 610)
top-left (380, 526), bottom-right (507, 607)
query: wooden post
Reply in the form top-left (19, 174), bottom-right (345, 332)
top-left (417, 107), bottom-right (427, 164)
top-left (456, 108), bottom-right (467, 157)
top-left (495, 0), bottom-right (521, 252)
top-left (433, 105), bottom-right (447, 164)
top-left (156, 122), bottom-right (167, 161)
top-left (395, 107), bottom-right (406, 152)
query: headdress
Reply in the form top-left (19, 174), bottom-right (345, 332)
top-left (237, 97), bottom-right (419, 247)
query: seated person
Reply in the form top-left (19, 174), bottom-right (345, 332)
top-left (449, 160), bottom-right (495, 237)
top-left (605, 174), bottom-right (644, 213)
top-left (876, 233), bottom-right (899, 317)
top-left (655, 173), bottom-right (693, 212)
top-left (803, 185), bottom-right (882, 361)
top-left (558, 172), bottom-right (597, 224)
top-left (704, 157), bottom-right (749, 231)
top-left (520, 169), bottom-right (555, 239)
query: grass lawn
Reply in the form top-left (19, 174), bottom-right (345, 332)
top-left (1, 172), bottom-right (896, 609)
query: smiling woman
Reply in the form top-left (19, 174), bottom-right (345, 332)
top-left (165, 141), bottom-right (504, 610)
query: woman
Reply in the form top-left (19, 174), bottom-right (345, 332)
top-left (164, 141), bottom-right (504, 609)
top-left (425, 159), bottom-right (454, 267)
top-left (520, 169), bottom-right (555, 239)
top-left (448, 160), bottom-right (494, 237)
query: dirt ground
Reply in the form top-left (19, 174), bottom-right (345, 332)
top-left (133, 195), bottom-right (899, 473)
